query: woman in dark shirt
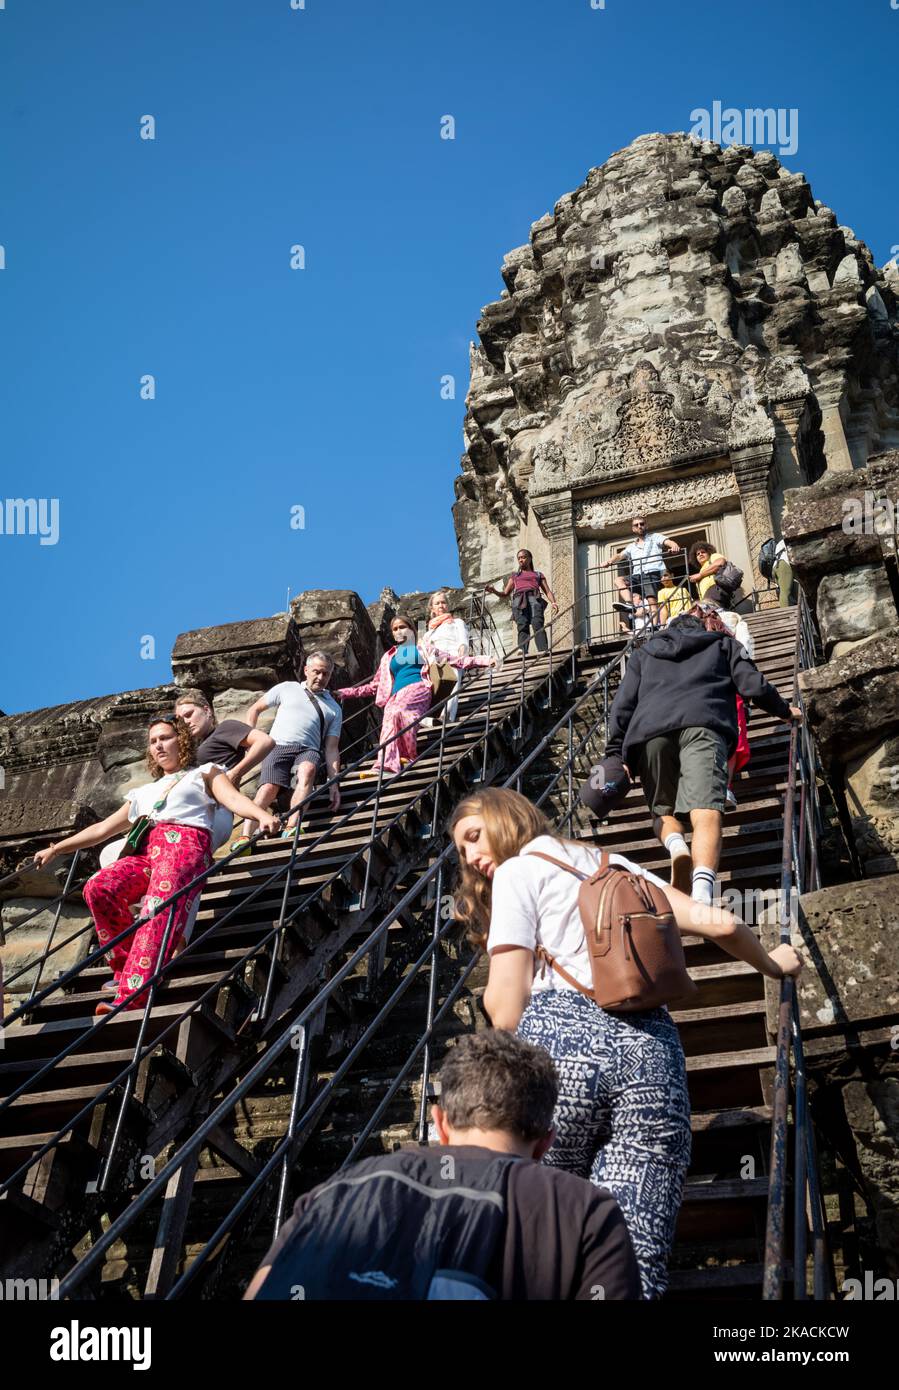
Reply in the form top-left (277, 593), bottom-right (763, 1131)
top-left (485, 549), bottom-right (559, 656)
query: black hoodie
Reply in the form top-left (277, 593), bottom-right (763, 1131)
top-left (604, 618), bottom-right (792, 766)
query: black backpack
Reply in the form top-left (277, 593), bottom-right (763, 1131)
top-left (758, 537), bottom-right (776, 581)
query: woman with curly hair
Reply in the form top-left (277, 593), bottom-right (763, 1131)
top-left (34, 715), bottom-right (278, 1014)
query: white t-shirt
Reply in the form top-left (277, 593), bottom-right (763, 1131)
top-left (125, 763), bottom-right (224, 834)
top-left (487, 834), bottom-right (668, 997)
top-left (622, 532), bottom-right (670, 576)
top-left (263, 681), bottom-right (343, 747)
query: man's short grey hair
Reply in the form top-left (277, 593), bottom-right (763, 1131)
top-left (304, 650), bottom-right (334, 671)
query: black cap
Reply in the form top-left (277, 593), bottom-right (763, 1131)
top-left (580, 755), bottom-right (632, 819)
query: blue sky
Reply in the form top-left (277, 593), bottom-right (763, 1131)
top-left (1, 0), bottom-right (896, 714)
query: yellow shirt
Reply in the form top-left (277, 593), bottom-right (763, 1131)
top-left (657, 584), bottom-right (691, 618)
top-left (697, 554), bottom-right (726, 599)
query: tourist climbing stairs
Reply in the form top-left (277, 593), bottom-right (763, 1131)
top-left (1, 603), bottom-right (822, 1301)
top-left (0, 645), bottom-right (576, 1290)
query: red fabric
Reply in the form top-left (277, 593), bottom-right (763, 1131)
top-left (732, 694), bottom-right (751, 774)
top-left (84, 822), bottom-right (212, 1010)
top-left (511, 568), bottom-right (542, 594)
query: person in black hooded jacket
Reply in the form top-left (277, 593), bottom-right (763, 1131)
top-left (604, 615), bottom-right (801, 902)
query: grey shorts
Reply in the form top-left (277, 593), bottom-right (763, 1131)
top-left (260, 743), bottom-right (321, 790)
top-left (637, 727), bottom-right (729, 818)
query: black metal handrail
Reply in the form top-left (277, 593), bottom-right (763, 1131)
top-left (762, 591), bottom-right (830, 1300)
top-left (0, 637), bottom-right (571, 1201)
top-left (1, 645), bottom-right (507, 1030)
top-left (52, 631), bottom-right (632, 1298)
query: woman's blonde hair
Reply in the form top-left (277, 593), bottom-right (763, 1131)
top-left (427, 590), bottom-right (452, 619)
top-left (449, 788), bottom-right (560, 949)
top-left (145, 716), bottom-right (197, 780)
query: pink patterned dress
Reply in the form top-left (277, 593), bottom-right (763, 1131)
top-left (336, 644), bottom-right (491, 772)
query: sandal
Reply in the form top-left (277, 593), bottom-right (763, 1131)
top-left (94, 1000), bottom-right (115, 1017)
top-left (229, 837), bottom-right (252, 856)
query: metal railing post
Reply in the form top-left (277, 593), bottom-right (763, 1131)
top-left (98, 901), bottom-right (179, 1192)
top-left (273, 1016), bottom-right (315, 1236)
top-left (26, 851), bottom-right (81, 1003)
top-left (480, 663), bottom-right (494, 784)
top-left (416, 862), bottom-right (445, 1144)
top-left (359, 755), bottom-right (386, 912)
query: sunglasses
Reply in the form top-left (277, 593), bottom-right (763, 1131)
top-left (148, 714), bottom-right (179, 729)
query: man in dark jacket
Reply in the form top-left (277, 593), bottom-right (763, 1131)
top-left (245, 1030), bottom-right (641, 1301)
top-left (604, 615), bottom-right (801, 902)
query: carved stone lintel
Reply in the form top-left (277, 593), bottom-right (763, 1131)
top-left (575, 471), bottom-right (739, 531)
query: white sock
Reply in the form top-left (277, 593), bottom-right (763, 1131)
top-left (691, 867), bottom-right (716, 905)
top-left (664, 832), bottom-right (689, 857)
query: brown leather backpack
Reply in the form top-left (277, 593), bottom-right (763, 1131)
top-left (525, 850), bottom-right (698, 1012)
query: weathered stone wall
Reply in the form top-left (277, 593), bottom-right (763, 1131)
top-left (784, 450), bottom-right (899, 874)
top-left (0, 593), bottom-right (382, 990)
top-left (763, 878), bottom-right (899, 1276)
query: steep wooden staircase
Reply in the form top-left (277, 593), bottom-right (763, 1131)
top-left (0, 649), bottom-right (573, 1289)
top-left (1, 608), bottom-right (811, 1300)
top-left (239, 607), bottom-right (802, 1301)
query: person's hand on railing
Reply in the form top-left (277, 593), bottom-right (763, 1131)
top-left (253, 810), bottom-right (281, 837)
top-left (787, 705), bottom-right (803, 723)
top-left (768, 943), bottom-right (803, 979)
top-left (33, 846), bottom-right (59, 870)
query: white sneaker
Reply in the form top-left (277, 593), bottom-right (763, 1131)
top-left (725, 789), bottom-right (737, 812)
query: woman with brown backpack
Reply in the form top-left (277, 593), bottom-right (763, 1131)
top-left (450, 787), bottom-right (802, 1298)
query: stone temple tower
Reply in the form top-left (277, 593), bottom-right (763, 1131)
top-left (452, 131), bottom-right (899, 635)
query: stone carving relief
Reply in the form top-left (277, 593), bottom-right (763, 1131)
top-left (532, 361), bottom-right (729, 494)
top-left (575, 471), bottom-right (739, 531)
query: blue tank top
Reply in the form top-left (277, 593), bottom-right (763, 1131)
top-left (390, 643), bottom-right (422, 695)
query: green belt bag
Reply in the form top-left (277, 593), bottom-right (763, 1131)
top-left (118, 771), bottom-right (188, 860)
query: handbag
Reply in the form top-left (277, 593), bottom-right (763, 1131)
top-left (714, 560), bottom-right (744, 593)
top-left (118, 771), bottom-right (189, 859)
top-left (524, 850), bottom-right (697, 1012)
top-left (428, 659), bottom-right (458, 705)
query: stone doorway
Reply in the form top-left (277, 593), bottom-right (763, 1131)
top-left (578, 516), bottom-right (735, 642)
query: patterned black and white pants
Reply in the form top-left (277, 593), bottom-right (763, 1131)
top-left (517, 988), bottom-right (691, 1299)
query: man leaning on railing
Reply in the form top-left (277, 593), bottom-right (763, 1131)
top-left (598, 516), bottom-right (681, 631)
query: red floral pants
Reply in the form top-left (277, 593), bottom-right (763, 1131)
top-left (83, 822), bottom-right (212, 1010)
